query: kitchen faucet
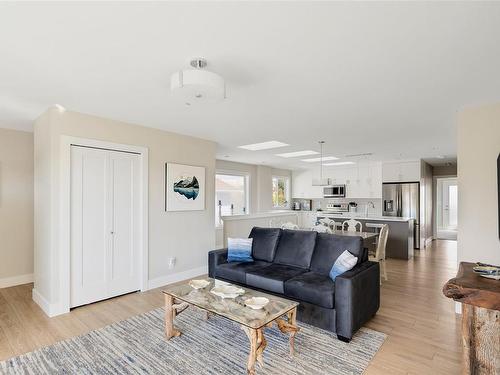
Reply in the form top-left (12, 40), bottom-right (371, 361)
top-left (365, 201), bottom-right (375, 217)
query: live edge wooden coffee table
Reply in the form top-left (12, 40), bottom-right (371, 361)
top-left (163, 278), bottom-right (299, 374)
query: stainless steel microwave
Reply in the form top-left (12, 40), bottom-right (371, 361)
top-left (323, 185), bottom-right (346, 198)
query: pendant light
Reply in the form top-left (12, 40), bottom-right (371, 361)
top-left (312, 141), bottom-right (330, 186)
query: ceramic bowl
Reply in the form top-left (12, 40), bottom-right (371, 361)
top-left (188, 279), bottom-right (210, 289)
top-left (245, 297), bottom-right (270, 310)
top-left (210, 285), bottom-right (245, 299)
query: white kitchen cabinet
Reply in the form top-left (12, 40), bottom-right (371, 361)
top-left (382, 161), bottom-right (421, 183)
top-left (292, 169), bottom-right (323, 199)
top-left (293, 162), bottom-right (383, 200)
top-left (326, 162), bottom-right (382, 199)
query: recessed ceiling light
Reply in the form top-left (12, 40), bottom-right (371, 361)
top-left (276, 150), bottom-right (319, 158)
top-left (238, 141), bottom-right (289, 151)
top-left (323, 161), bottom-right (356, 166)
top-left (301, 156), bottom-right (339, 163)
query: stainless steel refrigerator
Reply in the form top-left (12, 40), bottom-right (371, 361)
top-left (383, 182), bottom-right (420, 249)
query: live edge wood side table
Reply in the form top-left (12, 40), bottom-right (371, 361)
top-left (443, 262), bottom-right (500, 375)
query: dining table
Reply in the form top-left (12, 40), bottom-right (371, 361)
top-left (329, 230), bottom-right (379, 253)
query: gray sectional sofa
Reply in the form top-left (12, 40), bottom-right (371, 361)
top-left (208, 227), bottom-right (380, 342)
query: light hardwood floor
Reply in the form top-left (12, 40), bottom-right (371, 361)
top-left (0, 240), bottom-right (462, 374)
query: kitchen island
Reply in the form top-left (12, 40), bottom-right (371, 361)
top-left (314, 213), bottom-right (416, 260)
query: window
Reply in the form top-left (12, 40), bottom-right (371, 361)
top-left (215, 173), bottom-right (249, 226)
top-left (272, 176), bottom-right (290, 209)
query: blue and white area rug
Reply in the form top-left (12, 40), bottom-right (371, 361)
top-left (0, 308), bottom-right (386, 374)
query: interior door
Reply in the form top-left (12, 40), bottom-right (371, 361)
top-left (107, 151), bottom-right (141, 297)
top-left (70, 146), bottom-right (140, 308)
top-left (442, 179), bottom-right (458, 230)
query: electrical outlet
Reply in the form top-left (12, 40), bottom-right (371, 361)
top-left (168, 257), bottom-right (176, 269)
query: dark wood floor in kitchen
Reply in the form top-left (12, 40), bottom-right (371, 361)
top-left (0, 240), bottom-right (462, 374)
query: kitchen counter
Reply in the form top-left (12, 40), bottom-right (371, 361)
top-left (221, 210), bottom-right (296, 221)
top-left (315, 213), bottom-right (413, 222)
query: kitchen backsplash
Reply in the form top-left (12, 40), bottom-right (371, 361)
top-left (292, 197), bottom-right (383, 216)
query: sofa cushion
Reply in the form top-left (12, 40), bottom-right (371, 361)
top-left (248, 227), bottom-right (281, 262)
top-left (284, 271), bottom-right (336, 309)
top-left (310, 234), bottom-right (364, 275)
top-left (227, 237), bottom-right (254, 263)
top-left (246, 264), bottom-right (307, 294)
top-left (214, 261), bottom-right (271, 284)
top-left (273, 230), bottom-right (317, 269)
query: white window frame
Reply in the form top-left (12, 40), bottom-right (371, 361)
top-left (272, 175), bottom-right (291, 209)
top-left (215, 170), bottom-right (250, 228)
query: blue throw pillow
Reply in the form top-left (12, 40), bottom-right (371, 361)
top-left (227, 238), bottom-right (254, 263)
top-left (329, 250), bottom-right (358, 281)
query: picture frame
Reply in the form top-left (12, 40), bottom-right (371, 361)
top-left (165, 163), bottom-right (206, 212)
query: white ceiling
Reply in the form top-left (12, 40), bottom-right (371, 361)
top-left (1, 2), bottom-right (499, 170)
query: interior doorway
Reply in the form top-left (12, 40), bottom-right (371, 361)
top-left (436, 177), bottom-right (458, 240)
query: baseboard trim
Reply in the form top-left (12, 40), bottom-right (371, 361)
top-left (148, 265), bottom-right (207, 290)
top-left (0, 273), bottom-right (33, 289)
top-left (32, 288), bottom-right (69, 317)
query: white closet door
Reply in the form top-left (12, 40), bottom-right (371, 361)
top-left (70, 146), bottom-right (140, 308)
top-left (107, 151), bottom-right (141, 297)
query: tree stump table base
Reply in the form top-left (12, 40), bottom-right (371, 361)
top-left (443, 262), bottom-right (500, 375)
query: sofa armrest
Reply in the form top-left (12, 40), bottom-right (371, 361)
top-left (334, 261), bottom-right (380, 341)
top-left (208, 248), bottom-right (228, 278)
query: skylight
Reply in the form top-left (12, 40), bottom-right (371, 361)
top-left (301, 156), bottom-right (339, 163)
top-left (323, 161), bottom-right (356, 166)
top-left (276, 150), bottom-right (319, 158)
top-left (238, 141), bottom-right (289, 151)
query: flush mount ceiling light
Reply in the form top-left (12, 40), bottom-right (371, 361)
top-left (323, 161), bottom-right (356, 166)
top-left (276, 150), bottom-right (319, 158)
top-left (301, 156), bottom-right (339, 163)
top-left (171, 58), bottom-right (226, 105)
top-left (238, 141), bottom-right (289, 151)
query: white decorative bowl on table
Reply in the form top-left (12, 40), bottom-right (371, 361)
top-left (244, 297), bottom-right (270, 310)
top-left (189, 279), bottom-right (210, 289)
top-left (210, 285), bottom-right (245, 299)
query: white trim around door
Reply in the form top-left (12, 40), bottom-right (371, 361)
top-left (59, 136), bottom-right (149, 315)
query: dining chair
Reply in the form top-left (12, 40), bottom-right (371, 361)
top-left (281, 222), bottom-right (299, 230)
top-left (311, 224), bottom-right (333, 234)
top-left (318, 218), bottom-right (336, 231)
top-left (369, 224), bottom-right (389, 284)
top-left (342, 219), bottom-right (363, 232)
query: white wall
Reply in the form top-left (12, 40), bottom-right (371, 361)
top-left (0, 128), bottom-right (34, 288)
top-left (215, 160), bottom-right (292, 213)
top-left (457, 102), bottom-right (500, 265)
top-left (34, 108), bottom-right (217, 315)
top-left (421, 161), bottom-right (433, 247)
top-left (214, 160), bottom-right (292, 247)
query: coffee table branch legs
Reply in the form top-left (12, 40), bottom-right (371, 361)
top-left (241, 326), bottom-right (267, 375)
top-left (276, 307), bottom-right (300, 356)
top-left (164, 294), bottom-right (182, 340)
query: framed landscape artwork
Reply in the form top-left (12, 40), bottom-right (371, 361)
top-left (165, 163), bottom-right (205, 211)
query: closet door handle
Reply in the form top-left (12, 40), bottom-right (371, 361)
top-left (110, 231), bottom-right (114, 235)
